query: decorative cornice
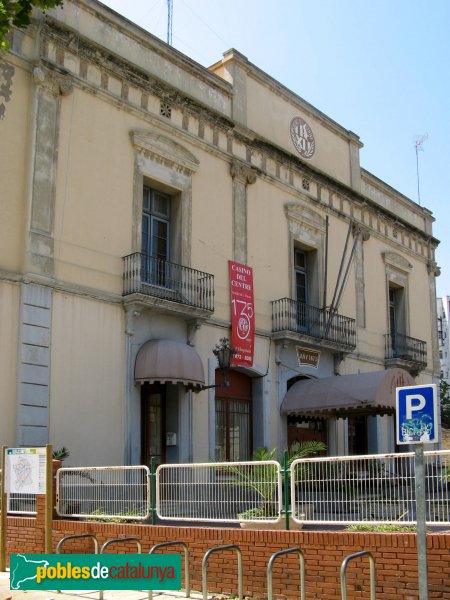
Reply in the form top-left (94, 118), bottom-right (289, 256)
top-left (131, 129), bottom-right (199, 173)
top-left (427, 260), bottom-right (441, 276)
top-left (32, 62), bottom-right (74, 96)
top-left (352, 223), bottom-right (371, 242)
top-left (38, 19), bottom-right (438, 256)
top-left (383, 252), bottom-right (413, 272)
top-left (285, 201), bottom-right (326, 233)
top-left (251, 136), bottom-right (438, 248)
top-left (230, 160), bottom-right (257, 184)
top-left (58, 77), bottom-right (74, 96)
top-left (41, 23), bottom-right (234, 131)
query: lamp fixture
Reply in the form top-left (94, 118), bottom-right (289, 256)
top-left (200, 337), bottom-right (235, 390)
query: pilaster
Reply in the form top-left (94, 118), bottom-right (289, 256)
top-left (16, 283), bottom-right (52, 446)
top-left (230, 160), bottom-right (257, 264)
top-left (427, 260), bottom-right (442, 379)
top-left (26, 65), bottom-right (73, 278)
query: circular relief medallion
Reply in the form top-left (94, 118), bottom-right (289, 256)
top-left (290, 116), bottom-right (315, 159)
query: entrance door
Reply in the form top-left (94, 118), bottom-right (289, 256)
top-left (141, 384), bottom-right (166, 466)
top-left (287, 419), bottom-right (327, 448)
top-left (348, 416), bottom-right (368, 455)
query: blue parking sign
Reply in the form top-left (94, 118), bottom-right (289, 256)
top-left (396, 384), bottom-right (438, 444)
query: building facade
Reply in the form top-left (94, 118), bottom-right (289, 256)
top-left (0, 0), bottom-right (441, 466)
top-left (437, 297), bottom-right (450, 382)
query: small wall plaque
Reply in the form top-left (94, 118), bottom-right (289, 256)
top-left (296, 346), bottom-right (320, 368)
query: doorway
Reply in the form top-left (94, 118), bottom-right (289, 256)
top-left (215, 370), bottom-right (252, 461)
top-left (287, 418), bottom-right (327, 448)
top-left (141, 384), bottom-right (166, 467)
top-left (348, 415), bottom-right (368, 455)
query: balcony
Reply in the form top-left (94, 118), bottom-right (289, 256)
top-left (122, 252), bottom-right (214, 317)
top-left (384, 333), bottom-right (427, 374)
top-left (272, 298), bottom-right (356, 352)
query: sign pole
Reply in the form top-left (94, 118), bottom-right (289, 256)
top-left (396, 383), bottom-right (437, 600)
top-left (414, 443), bottom-right (428, 600)
top-left (45, 444), bottom-right (53, 554)
top-left (0, 446), bottom-right (7, 571)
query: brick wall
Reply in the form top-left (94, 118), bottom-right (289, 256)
top-left (5, 498), bottom-right (450, 599)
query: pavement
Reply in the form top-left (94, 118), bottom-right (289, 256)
top-left (1, 571), bottom-right (208, 600)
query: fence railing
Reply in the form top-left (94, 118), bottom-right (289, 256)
top-left (56, 466), bottom-right (150, 520)
top-left (291, 451), bottom-right (450, 525)
top-left (272, 298), bottom-right (356, 349)
top-left (48, 450), bottom-right (450, 526)
top-left (384, 332), bottom-right (427, 366)
top-left (7, 493), bottom-right (37, 515)
top-left (0, 469), bottom-right (37, 515)
top-left (156, 461), bottom-right (282, 523)
top-left (122, 252), bottom-right (214, 312)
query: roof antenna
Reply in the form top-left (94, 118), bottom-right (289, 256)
top-left (414, 133), bottom-right (428, 206)
top-left (167, 0), bottom-right (173, 45)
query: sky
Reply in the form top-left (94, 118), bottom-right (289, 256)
top-left (100, 0), bottom-right (450, 301)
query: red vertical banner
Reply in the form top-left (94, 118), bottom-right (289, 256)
top-left (229, 260), bottom-right (255, 366)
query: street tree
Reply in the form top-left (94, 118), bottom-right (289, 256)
top-left (440, 378), bottom-right (450, 429)
top-left (1, 0), bottom-right (63, 49)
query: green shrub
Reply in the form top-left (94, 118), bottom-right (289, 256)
top-left (346, 524), bottom-right (416, 532)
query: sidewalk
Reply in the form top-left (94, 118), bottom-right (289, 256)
top-left (1, 571), bottom-right (208, 600)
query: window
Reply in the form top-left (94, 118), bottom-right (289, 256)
top-left (215, 398), bottom-right (251, 461)
top-left (142, 186), bottom-right (171, 285)
top-left (389, 284), bottom-right (406, 353)
top-left (215, 371), bottom-right (252, 461)
top-left (389, 288), bottom-right (397, 343)
top-left (438, 317), bottom-right (444, 342)
top-left (294, 246), bottom-right (320, 333)
top-left (295, 248), bottom-right (309, 331)
top-left (295, 249), bottom-right (308, 304)
top-left (383, 252), bottom-right (412, 353)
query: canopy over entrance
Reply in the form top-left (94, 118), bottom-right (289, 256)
top-left (135, 339), bottom-right (205, 389)
top-left (281, 368), bottom-right (414, 418)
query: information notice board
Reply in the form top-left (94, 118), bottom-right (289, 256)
top-left (5, 447), bottom-right (47, 494)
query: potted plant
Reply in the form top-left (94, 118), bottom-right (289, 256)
top-left (231, 441), bottom-right (326, 529)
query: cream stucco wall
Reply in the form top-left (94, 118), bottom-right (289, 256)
top-left (54, 89), bottom-right (136, 294)
top-left (247, 182), bottom-right (294, 328)
top-left (190, 149), bottom-right (233, 322)
top-left (246, 75), bottom-right (352, 187)
top-left (0, 282), bottom-right (20, 446)
top-left (50, 292), bottom-right (125, 466)
top-left (210, 52), bottom-right (356, 188)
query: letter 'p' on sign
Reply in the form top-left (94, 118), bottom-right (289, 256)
top-left (396, 384), bottom-right (438, 445)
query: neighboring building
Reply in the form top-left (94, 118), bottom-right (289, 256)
top-left (0, 0), bottom-right (441, 466)
top-left (437, 297), bottom-right (450, 382)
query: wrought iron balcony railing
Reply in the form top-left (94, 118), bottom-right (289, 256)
top-left (384, 333), bottom-right (427, 366)
top-left (123, 252), bottom-right (214, 312)
top-left (272, 298), bottom-right (356, 348)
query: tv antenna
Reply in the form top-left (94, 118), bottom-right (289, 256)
top-left (414, 133), bottom-right (428, 205)
top-left (167, 0), bottom-right (173, 45)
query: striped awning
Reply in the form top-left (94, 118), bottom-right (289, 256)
top-left (281, 368), bottom-right (415, 418)
top-left (135, 339), bottom-right (205, 389)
